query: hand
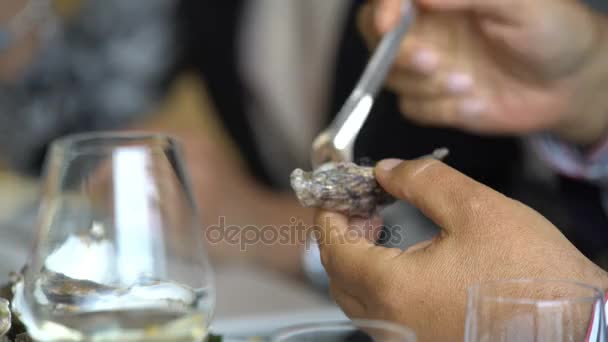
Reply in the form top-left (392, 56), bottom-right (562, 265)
top-left (316, 158), bottom-right (608, 341)
top-left (360, 0), bottom-right (608, 145)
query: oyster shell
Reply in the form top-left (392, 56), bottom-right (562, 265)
top-left (291, 162), bottom-right (394, 217)
top-left (291, 148), bottom-right (449, 217)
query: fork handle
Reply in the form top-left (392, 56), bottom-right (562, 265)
top-left (330, 1), bottom-right (417, 134)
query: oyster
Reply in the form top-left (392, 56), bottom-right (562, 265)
top-left (291, 148), bottom-right (449, 217)
top-left (291, 162), bottom-right (394, 217)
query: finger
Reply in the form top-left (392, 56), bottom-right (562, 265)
top-left (392, 44), bottom-right (440, 75)
top-left (315, 211), bottom-right (402, 290)
top-left (374, 159), bottom-right (506, 235)
top-left (358, 3), bottom-right (381, 49)
top-left (398, 95), bottom-right (487, 129)
top-left (387, 70), bottom-right (473, 98)
top-left (349, 216), bottom-right (384, 243)
top-left (373, 0), bottom-right (406, 33)
top-left (329, 283), bottom-right (367, 318)
top-left (399, 97), bottom-right (461, 127)
top-left (315, 211), bottom-right (374, 267)
top-left (418, 0), bottom-right (521, 24)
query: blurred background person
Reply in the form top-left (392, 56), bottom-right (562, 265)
top-left (0, 0), bottom-right (332, 321)
top-left (0, 0), bottom-right (174, 280)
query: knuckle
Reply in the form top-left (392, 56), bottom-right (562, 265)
top-left (455, 188), bottom-right (505, 235)
top-left (461, 189), bottom-right (488, 213)
top-left (458, 193), bottom-right (489, 228)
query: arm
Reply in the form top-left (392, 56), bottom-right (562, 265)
top-left (135, 74), bottom-right (315, 280)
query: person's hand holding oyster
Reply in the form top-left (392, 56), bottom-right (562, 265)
top-left (313, 158), bottom-right (608, 341)
top-left (291, 148), bottom-right (449, 217)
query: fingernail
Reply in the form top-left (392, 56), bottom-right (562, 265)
top-left (459, 98), bottom-right (486, 119)
top-left (446, 73), bottom-right (473, 94)
top-left (412, 49), bottom-right (439, 73)
top-left (377, 159), bottom-right (404, 171)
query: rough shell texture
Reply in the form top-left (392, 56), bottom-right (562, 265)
top-left (290, 149), bottom-right (450, 217)
top-left (291, 162), bottom-right (395, 217)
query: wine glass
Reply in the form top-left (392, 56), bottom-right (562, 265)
top-left (465, 279), bottom-right (607, 342)
top-left (272, 320), bottom-right (417, 342)
top-left (12, 132), bottom-right (215, 341)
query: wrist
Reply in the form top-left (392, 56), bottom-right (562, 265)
top-left (552, 13), bottom-right (608, 146)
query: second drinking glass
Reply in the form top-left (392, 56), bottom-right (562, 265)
top-left (465, 279), bottom-right (606, 342)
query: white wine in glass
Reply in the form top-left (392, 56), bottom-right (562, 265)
top-left (12, 132), bottom-right (215, 341)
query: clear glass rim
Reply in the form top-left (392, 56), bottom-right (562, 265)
top-left (468, 279), bottom-right (604, 306)
top-left (271, 319), bottom-right (416, 341)
top-left (50, 131), bottom-right (180, 157)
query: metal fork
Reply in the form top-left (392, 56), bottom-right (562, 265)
top-left (311, 1), bottom-right (417, 168)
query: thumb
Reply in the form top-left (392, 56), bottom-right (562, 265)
top-left (375, 158), bottom-right (504, 234)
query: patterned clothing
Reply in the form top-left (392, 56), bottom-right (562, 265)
top-left (0, 0), bottom-right (175, 174)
